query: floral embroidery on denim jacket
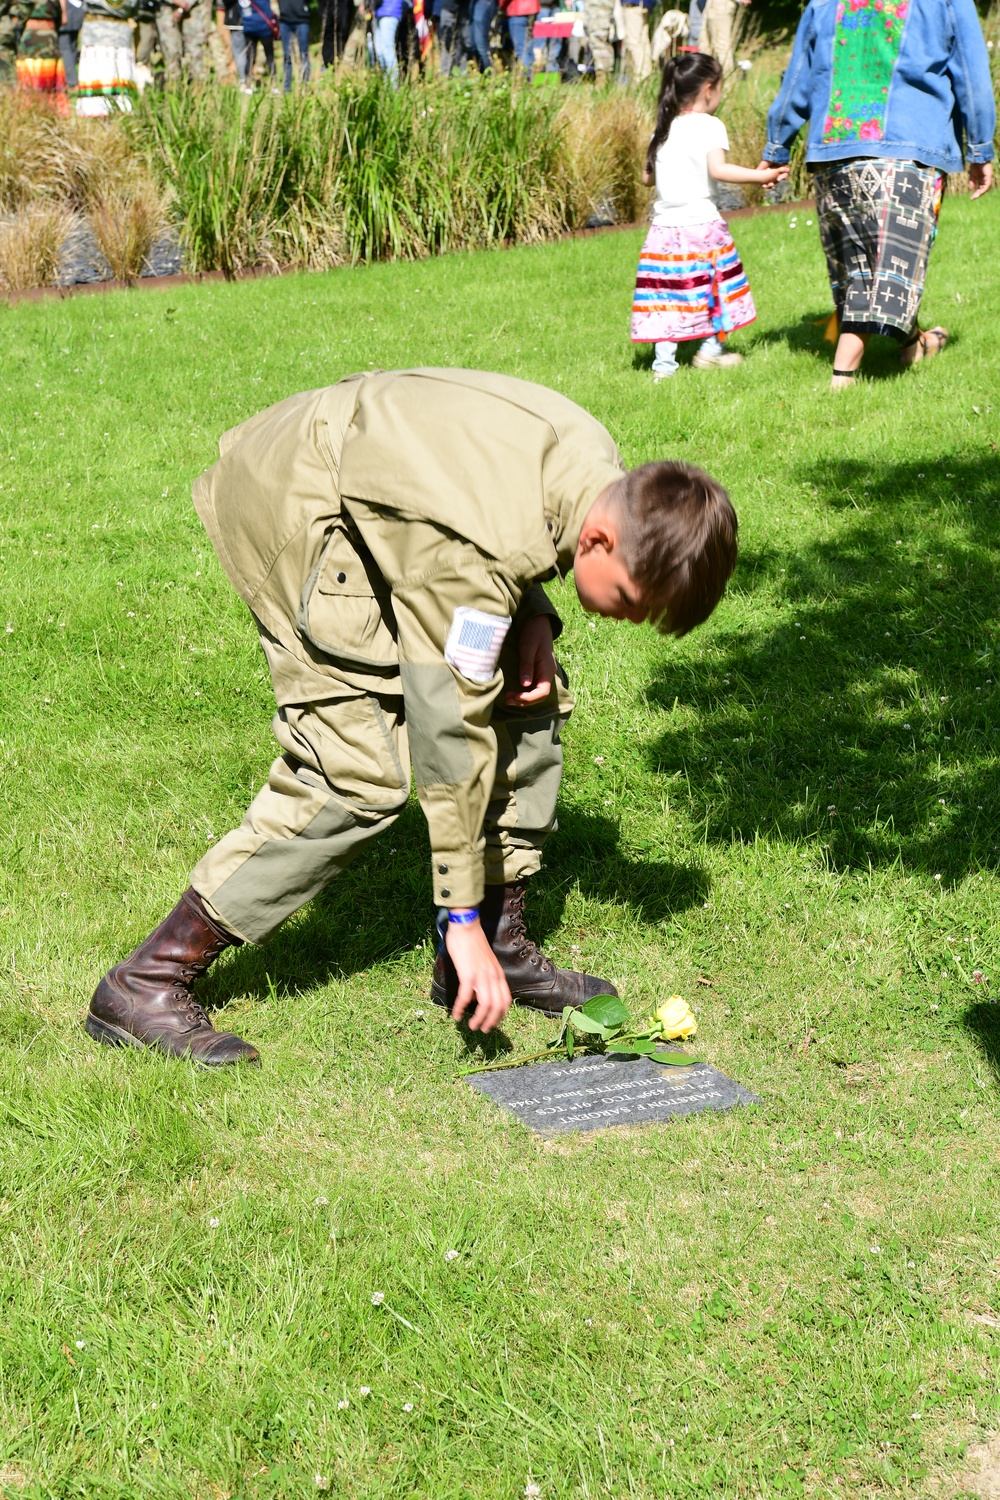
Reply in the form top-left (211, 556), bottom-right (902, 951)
top-left (823, 0), bottom-right (909, 145)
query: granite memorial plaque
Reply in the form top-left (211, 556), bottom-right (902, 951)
top-left (466, 1054), bottom-right (758, 1135)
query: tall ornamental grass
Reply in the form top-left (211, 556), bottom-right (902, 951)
top-left (126, 73), bottom-right (652, 273)
top-left (0, 89), bottom-right (168, 287)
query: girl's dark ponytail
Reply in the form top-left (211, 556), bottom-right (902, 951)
top-left (645, 52), bottom-right (724, 177)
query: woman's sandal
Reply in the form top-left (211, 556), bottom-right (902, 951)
top-left (900, 326), bottom-right (949, 368)
top-left (830, 368), bottom-right (857, 390)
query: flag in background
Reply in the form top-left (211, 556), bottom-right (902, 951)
top-left (413, 0), bottom-right (431, 56)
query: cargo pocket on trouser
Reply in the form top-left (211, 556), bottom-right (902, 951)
top-left (190, 691), bottom-right (410, 945)
top-left (483, 660), bottom-right (573, 886)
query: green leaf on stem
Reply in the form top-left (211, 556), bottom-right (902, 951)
top-left (580, 995), bottom-right (630, 1028)
top-left (607, 1039), bottom-right (658, 1056)
top-left (649, 1050), bottom-right (704, 1067)
top-left (566, 1029), bottom-right (574, 1060)
top-left (568, 1012), bottom-right (613, 1037)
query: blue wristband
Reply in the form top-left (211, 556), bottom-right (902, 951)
top-left (435, 905), bottom-right (479, 951)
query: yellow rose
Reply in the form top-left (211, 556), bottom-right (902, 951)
top-left (650, 995), bottom-right (697, 1040)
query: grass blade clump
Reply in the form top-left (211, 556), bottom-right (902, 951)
top-left (88, 182), bottom-right (166, 282)
top-left (131, 86), bottom-right (289, 275)
top-left (0, 203), bottom-right (71, 291)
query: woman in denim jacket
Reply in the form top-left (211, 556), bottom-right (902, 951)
top-left (761, 0), bottom-right (994, 387)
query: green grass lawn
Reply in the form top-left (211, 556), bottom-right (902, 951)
top-left (2, 193), bottom-right (1000, 1500)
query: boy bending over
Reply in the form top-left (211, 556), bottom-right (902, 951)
top-left (87, 369), bottom-right (737, 1065)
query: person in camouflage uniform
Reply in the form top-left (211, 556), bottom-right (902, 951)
top-left (0, 0), bottom-right (22, 81)
top-left (86, 369), bottom-right (737, 1065)
top-left (584, 0), bottom-right (613, 80)
top-left (156, 0), bottom-right (210, 80)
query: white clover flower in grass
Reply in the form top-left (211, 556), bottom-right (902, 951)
top-left (315, 1196), bottom-right (328, 1206)
top-left (371, 1292), bottom-right (385, 1306)
top-left (402, 1402), bottom-right (414, 1412)
top-left (444, 1249), bottom-right (459, 1262)
top-left (525, 1486), bottom-right (542, 1498)
top-left (338, 1400), bottom-right (349, 1410)
top-left (209, 1217), bottom-right (220, 1229)
top-left (359, 1387), bottom-right (371, 1397)
top-left (75, 1340), bottom-right (86, 1349)
top-left (315, 1477), bottom-right (330, 1490)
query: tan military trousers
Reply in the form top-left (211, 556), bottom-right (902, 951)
top-left (191, 632), bottom-right (573, 946)
top-left (620, 4), bottom-right (650, 80)
top-left (698, 0), bottom-right (737, 72)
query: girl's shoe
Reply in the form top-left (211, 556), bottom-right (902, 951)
top-left (899, 326), bottom-right (949, 367)
top-left (692, 350), bottom-right (744, 370)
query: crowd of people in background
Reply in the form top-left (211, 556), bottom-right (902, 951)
top-left (0, 0), bottom-right (740, 112)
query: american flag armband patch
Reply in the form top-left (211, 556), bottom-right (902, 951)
top-left (444, 607), bottom-right (512, 684)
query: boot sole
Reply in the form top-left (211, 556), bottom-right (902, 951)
top-left (86, 1011), bottom-right (146, 1050)
top-left (429, 980), bottom-right (565, 1022)
top-left (84, 1012), bottom-right (259, 1067)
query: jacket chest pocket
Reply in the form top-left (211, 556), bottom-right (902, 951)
top-left (298, 522), bottom-right (399, 671)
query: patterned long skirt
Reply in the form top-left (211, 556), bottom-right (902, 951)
top-left (814, 158), bottom-right (943, 342)
top-left (76, 15), bottom-right (137, 115)
top-left (630, 217), bottom-right (756, 345)
top-left (15, 26), bottom-right (68, 109)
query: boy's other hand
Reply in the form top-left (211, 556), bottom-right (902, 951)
top-left (506, 615), bottom-right (555, 708)
top-left (446, 918), bottom-right (513, 1032)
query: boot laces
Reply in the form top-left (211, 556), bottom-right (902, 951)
top-left (507, 887), bottom-right (555, 974)
top-left (172, 945), bottom-right (225, 1029)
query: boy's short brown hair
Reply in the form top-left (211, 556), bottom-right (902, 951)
top-left (610, 462), bottom-right (738, 635)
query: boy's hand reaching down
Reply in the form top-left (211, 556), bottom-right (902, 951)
top-left (446, 918), bottom-right (513, 1032)
top-left (506, 615), bottom-right (556, 707)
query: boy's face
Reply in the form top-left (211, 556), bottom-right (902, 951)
top-left (573, 516), bottom-right (648, 624)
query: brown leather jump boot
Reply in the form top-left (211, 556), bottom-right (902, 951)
top-left (86, 888), bottom-right (259, 1066)
top-left (430, 880), bottom-right (619, 1019)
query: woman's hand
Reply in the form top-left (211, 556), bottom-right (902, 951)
top-left (445, 917), bottom-right (513, 1033)
top-left (970, 163), bottom-right (993, 200)
top-left (505, 615), bottom-right (555, 708)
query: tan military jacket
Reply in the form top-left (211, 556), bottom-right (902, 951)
top-left (194, 368), bottom-right (625, 907)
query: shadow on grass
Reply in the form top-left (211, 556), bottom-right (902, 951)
top-left (645, 454), bottom-right (1000, 882)
top-left (962, 999), bottom-right (1000, 1084)
top-left (745, 310), bottom-right (957, 380)
top-left (203, 805), bottom-right (708, 1011)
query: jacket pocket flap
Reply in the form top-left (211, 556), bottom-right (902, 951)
top-left (299, 524), bottom-right (399, 670)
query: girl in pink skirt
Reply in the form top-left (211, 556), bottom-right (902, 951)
top-left (632, 53), bottom-right (788, 378)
